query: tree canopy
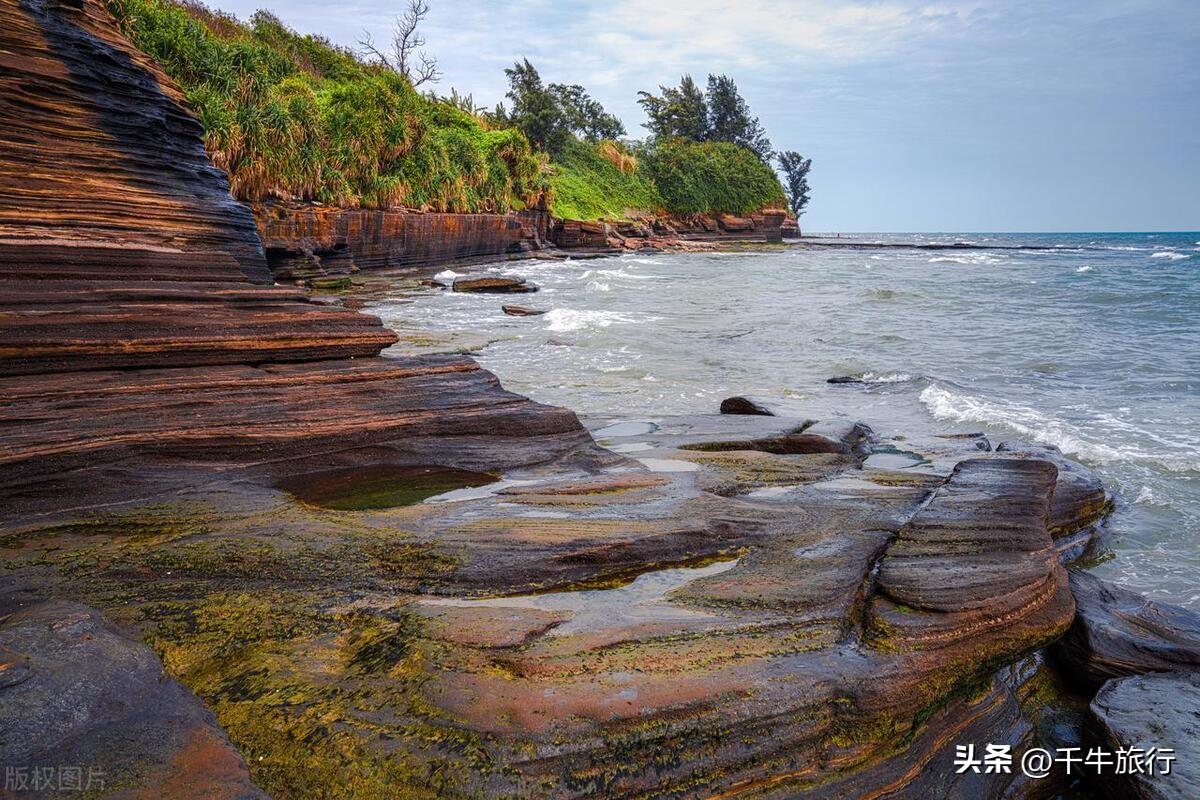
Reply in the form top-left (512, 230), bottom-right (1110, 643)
top-left (637, 74), bottom-right (772, 161)
top-left (497, 59), bottom-right (625, 156)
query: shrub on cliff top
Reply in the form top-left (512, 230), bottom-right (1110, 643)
top-left (645, 138), bottom-right (787, 216)
top-left (549, 138), bottom-right (662, 221)
top-left (105, 0), bottom-right (548, 212)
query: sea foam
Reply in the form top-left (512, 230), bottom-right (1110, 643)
top-left (544, 308), bottom-right (642, 332)
top-left (919, 384), bottom-right (1199, 471)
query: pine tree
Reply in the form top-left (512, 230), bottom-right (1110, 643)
top-left (705, 74), bottom-right (772, 161)
top-left (776, 151), bottom-right (812, 217)
top-left (637, 75), bottom-right (709, 141)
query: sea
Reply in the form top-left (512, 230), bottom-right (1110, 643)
top-left (367, 232), bottom-right (1200, 608)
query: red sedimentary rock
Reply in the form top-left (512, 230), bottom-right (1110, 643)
top-left (0, 0), bottom-right (589, 511)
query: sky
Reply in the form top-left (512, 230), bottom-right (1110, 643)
top-left (214, 0), bottom-right (1199, 232)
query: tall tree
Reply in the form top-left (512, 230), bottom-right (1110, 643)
top-left (705, 74), bottom-right (772, 161)
top-left (637, 75), bottom-right (709, 141)
top-left (549, 83), bottom-right (626, 142)
top-left (501, 59), bottom-right (570, 154)
top-left (497, 61), bottom-right (626, 154)
top-left (776, 151), bottom-right (812, 217)
top-left (358, 0), bottom-right (441, 86)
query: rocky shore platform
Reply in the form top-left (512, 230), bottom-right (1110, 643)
top-left (1, 1), bottom-right (1197, 798)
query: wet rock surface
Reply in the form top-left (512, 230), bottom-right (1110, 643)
top-left (1089, 671), bottom-right (1200, 799)
top-left (719, 395), bottom-right (776, 415)
top-left (2, 407), bottom-right (1107, 798)
top-left (0, 600), bottom-right (265, 799)
top-left (502, 304), bottom-right (547, 316)
top-left (452, 275), bottom-right (539, 293)
top-left (1053, 569), bottom-right (1200, 690)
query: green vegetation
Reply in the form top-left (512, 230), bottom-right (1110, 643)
top-left (107, 0), bottom-right (796, 221)
top-left (647, 138), bottom-right (787, 215)
top-left (499, 61), bottom-right (786, 219)
top-left (549, 138), bottom-right (662, 221)
top-left (638, 73), bottom-right (773, 161)
top-left (105, 0), bottom-right (547, 211)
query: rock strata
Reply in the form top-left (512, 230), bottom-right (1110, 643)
top-left (0, 0), bottom-right (589, 513)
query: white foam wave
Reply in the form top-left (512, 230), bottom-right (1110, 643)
top-left (1075, 265), bottom-right (1093, 273)
top-left (544, 308), bottom-right (642, 332)
top-left (859, 372), bottom-right (914, 384)
top-left (1150, 251), bottom-right (1190, 260)
top-left (585, 281), bottom-right (610, 292)
top-left (581, 267), bottom-right (654, 281)
top-left (919, 384), bottom-right (1199, 471)
top-left (927, 253), bottom-right (1006, 265)
top-left (629, 257), bottom-right (664, 265)
top-left (434, 269), bottom-right (460, 280)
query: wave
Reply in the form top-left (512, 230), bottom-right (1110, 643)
top-left (1150, 251), bottom-right (1190, 261)
top-left (928, 253), bottom-right (1007, 265)
top-left (434, 269), bottom-right (460, 280)
top-left (860, 372), bottom-right (915, 384)
top-left (919, 384), bottom-right (1200, 471)
top-left (581, 267), bottom-right (655, 281)
top-left (544, 308), bottom-right (645, 332)
top-left (585, 281), bottom-right (610, 292)
top-left (1075, 265), bottom-right (1093, 273)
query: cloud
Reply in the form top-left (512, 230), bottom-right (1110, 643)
top-left (589, 0), bottom-right (973, 68)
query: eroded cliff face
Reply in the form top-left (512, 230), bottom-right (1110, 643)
top-left (254, 203), bottom-right (551, 286)
top-left (0, 0), bottom-right (590, 511)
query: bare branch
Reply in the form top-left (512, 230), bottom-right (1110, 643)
top-left (357, 29), bottom-right (393, 69)
top-left (360, 1), bottom-right (439, 85)
top-left (393, 0), bottom-right (432, 81)
top-left (411, 51), bottom-right (441, 87)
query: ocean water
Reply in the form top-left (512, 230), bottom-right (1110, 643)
top-left (369, 232), bottom-right (1200, 608)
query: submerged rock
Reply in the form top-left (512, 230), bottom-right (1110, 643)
top-left (452, 275), bottom-right (538, 293)
top-left (719, 395), bottom-right (776, 415)
top-left (1089, 671), bottom-right (1200, 799)
top-left (1053, 569), bottom-right (1200, 691)
top-left (0, 601), bottom-right (266, 799)
top-left (502, 304), bottom-right (547, 316)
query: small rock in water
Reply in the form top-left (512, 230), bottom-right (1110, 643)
top-left (419, 278), bottom-right (447, 289)
top-left (452, 275), bottom-right (538, 293)
top-left (719, 396), bottom-right (775, 416)
top-left (502, 305), bottom-right (546, 317)
top-left (827, 375), bottom-right (863, 384)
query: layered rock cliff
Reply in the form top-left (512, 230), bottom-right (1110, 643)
top-left (0, 0), bottom-right (589, 512)
top-left (255, 203), bottom-right (551, 286)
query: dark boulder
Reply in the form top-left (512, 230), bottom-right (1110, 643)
top-left (502, 305), bottom-right (546, 317)
top-left (719, 396), bottom-right (775, 416)
top-left (1053, 569), bottom-right (1200, 691)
